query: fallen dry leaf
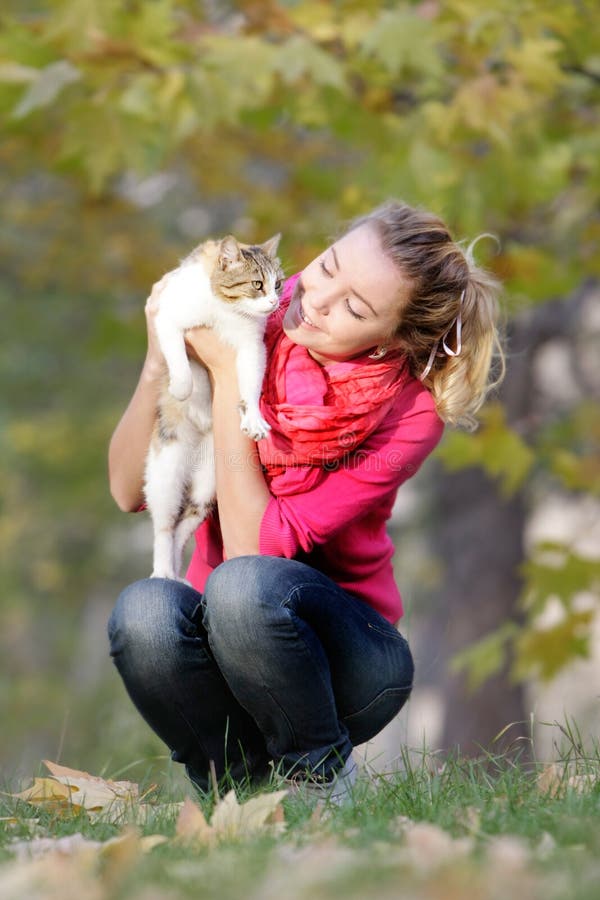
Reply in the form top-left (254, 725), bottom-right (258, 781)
top-left (43, 760), bottom-right (139, 809)
top-left (486, 834), bottom-right (530, 871)
top-left (175, 796), bottom-right (214, 846)
top-left (175, 788), bottom-right (288, 846)
top-left (10, 777), bottom-right (77, 814)
top-left (9, 827), bottom-right (165, 864)
top-left (9, 761), bottom-right (155, 823)
top-left (210, 789), bottom-right (288, 839)
top-left (537, 763), bottom-right (595, 798)
top-left (400, 821), bottom-right (473, 873)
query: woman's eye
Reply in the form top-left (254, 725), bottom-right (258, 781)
top-left (346, 299), bottom-right (365, 321)
top-left (252, 280), bottom-right (263, 290)
top-left (319, 259), bottom-right (332, 277)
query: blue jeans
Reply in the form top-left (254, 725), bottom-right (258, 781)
top-left (107, 556), bottom-right (414, 790)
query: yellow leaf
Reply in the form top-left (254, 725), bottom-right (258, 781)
top-left (211, 789), bottom-right (288, 839)
top-left (42, 760), bottom-right (139, 812)
top-left (175, 796), bottom-right (214, 846)
top-left (139, 834), bottom-right (169, 852)
top-left (175, 789), bottom-right (288, 846)
top-left (99, 827), bottom-right (142, 886)
top-left (10, 778), bottom-right (79, 814)
top-left (505, 38), bottom-right (563, 91)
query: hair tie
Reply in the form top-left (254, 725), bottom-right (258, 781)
top-left (419, 290), bottom-right (465, 382)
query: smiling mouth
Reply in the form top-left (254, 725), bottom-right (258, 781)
top-left (300, 304), bottom-right (317, 327)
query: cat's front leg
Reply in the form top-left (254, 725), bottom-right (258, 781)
top-left (155, 313), bottom-right (193, 401)
top-left (234, 342), bottom-right (270, 441)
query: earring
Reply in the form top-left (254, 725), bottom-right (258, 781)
top-left (368, 346), bottom-right (388, 360)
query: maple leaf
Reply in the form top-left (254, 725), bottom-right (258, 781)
top-left (9, 761), bottom-right (149, 822)
top-left (175, 789), bottom-right (288, 846)
top-left (10, 778), bottom-right (77, 816)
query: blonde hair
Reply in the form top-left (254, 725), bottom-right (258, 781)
top-left (350, 201), bottom-right (505, 430)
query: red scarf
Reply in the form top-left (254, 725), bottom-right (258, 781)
top-left (258, 274), bottom-right (410, 495)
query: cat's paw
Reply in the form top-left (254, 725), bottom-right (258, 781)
top-left (239, 410), bottom-right (271, 441)
top-left (168, 376), bottom-right (193, 401)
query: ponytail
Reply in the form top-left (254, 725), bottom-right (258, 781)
top-left (349, 202), bottom-right (505, 429)
top-left (425, 243), bottom-right (505, 429)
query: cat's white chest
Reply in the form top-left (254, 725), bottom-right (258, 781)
top-left (159, 263), bottom-right (216, 329)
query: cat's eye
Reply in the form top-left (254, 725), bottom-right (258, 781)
top-left (252, 280), bottom-right (263, 290)
top-left (275, 280), bottom-right (282, 291)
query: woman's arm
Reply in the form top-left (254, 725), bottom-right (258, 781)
top-left (107, 280), bottom-right (167, 512)
top-left (185, 328), bottom-right (271, 558)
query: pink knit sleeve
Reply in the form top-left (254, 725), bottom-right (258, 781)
top-left (259, 380), bottom-right (444, 558)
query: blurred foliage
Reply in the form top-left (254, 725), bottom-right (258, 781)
top-left (1, 0), bottom-right (599, 769)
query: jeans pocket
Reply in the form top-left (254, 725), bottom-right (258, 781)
top-left (342, 684), bottom-right (413, 747)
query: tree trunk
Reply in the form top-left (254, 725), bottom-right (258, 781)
top-left (428, 287), bottom-right (592, 759)
top-left (433, 466), bottom-right (528, 757)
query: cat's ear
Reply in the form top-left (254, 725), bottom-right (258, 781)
top-left (260, 233), bottom-right (281, 258)
top-left (218, 235), bottom-right (242, 270)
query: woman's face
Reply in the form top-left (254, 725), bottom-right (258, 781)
top-left (283, 223), bottom-right (411, 365)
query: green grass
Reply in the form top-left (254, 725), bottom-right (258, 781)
top-left (1, 738), bottom-right (600, 899)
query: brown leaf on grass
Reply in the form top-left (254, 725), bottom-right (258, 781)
top-left (43, 760), bottom-right (140, 808)
top-left (10, 778), bottom-right (76, 814)
top-left (400, 822), bottom-right (473, 873)
top-left (9, 761), bottom-right (150, 822)
top-left (537, 763), bottom-right (595, 798)
top-left (210, 789), bottom-right (288, 839)
top-left (486, 834), bottom-right (530, 871)
top-left (99, 827), bottom-right (144, 888)
top-left (0, 853), bottom-right (103, 900)
top-left (175, 796), bottom-right (214, 846)
top-left (175, 789), bottom-right (288, 846)
top-left (9, 828), bottom-right (166, 864)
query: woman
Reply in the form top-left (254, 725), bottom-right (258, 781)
top-left (107, 200), bottom-right (503, 802)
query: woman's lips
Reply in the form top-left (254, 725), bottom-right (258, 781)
top-left (298, 303), bottom-right (319, 329)
top-left (292, 283), bottom-right (320, 330)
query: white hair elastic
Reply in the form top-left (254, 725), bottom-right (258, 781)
top-left (419, 290), bottom-right (465, 382)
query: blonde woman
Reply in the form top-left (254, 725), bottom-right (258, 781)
top-left (107, 200), bottom-right (503, 803)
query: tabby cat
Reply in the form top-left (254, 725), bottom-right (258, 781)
top-left (144, 234), bottom-right (283, 579)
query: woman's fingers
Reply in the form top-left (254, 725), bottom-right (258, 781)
top-left (146, 272), bottom-right (173, 313)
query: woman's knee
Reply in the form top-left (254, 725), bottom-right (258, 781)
top-left (107, 577), bottom-right (182, 658)
top-left (203, 556), bottom-right (287, 637)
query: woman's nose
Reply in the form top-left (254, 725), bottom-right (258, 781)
top-left (308, 283), bottom-right (340, 314)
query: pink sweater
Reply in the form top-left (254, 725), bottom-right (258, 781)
top-left (186, 368), bottom-right (444, 624)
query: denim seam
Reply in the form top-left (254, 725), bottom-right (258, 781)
top-left (261, 684), bottom-right (298, 750)
top-left (342, 684), bottom-right (413, 722)
top-left (278, 585), bottom-right (345, 751)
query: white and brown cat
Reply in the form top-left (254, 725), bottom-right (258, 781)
top-left (145, 234), bottom-right (283, 580)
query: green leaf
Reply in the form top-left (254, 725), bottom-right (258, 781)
top-left (450, 623), bottom-right (519, 693)
top-left (12, 60), bottom-right (81, 119)
top-left (275, 35), bottom-right (347, 90)
top-left (359, 8), bottom-right (443, 79)
top-left (520, 543), bottom-right (600, 616)
top-left (437, 404), bottom-right (536, 496)
top-left (513, 609), bottom-right (594, 681)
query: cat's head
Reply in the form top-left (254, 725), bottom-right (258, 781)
top-left (210, 234), bottom-right (284, 318)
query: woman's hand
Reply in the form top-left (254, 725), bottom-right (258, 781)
top-left (185, 325), bottom-right (238, 382)
top-left (143, 275), bottom-right (170, 376)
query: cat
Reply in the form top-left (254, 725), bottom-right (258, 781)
top-left (144, 233), bottom-right (283, 580)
